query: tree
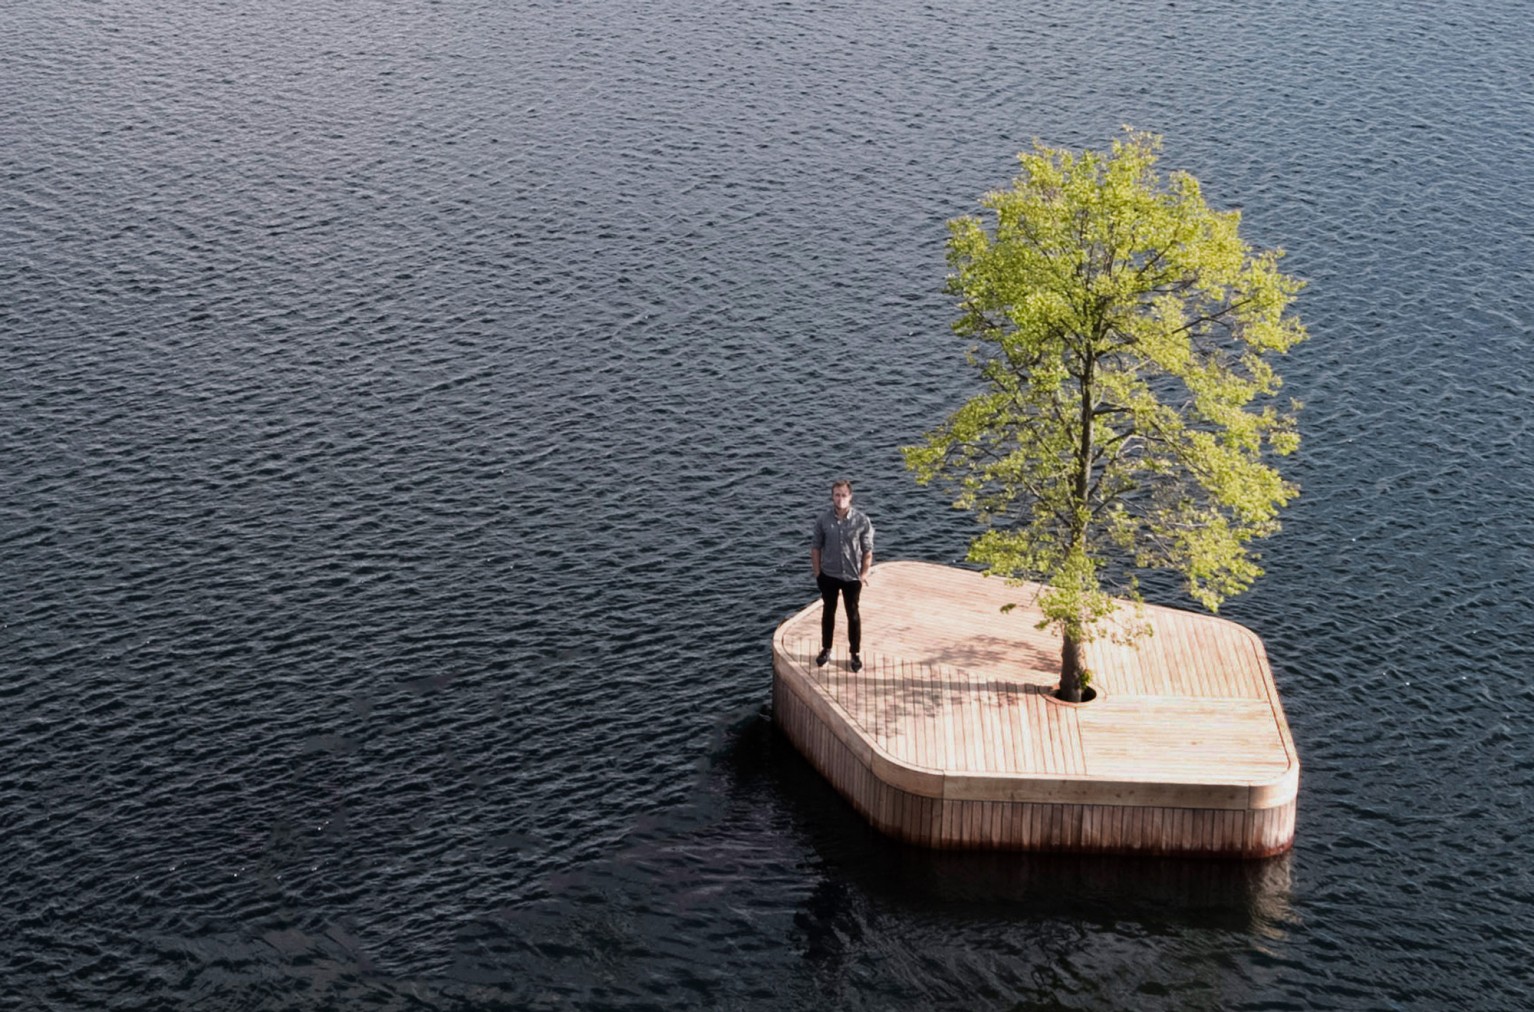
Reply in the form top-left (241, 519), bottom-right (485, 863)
top-left (903, 130), bottom-right (1307, 702)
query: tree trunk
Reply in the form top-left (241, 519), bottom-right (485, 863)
top-left (1059, 629), bottom-right (1086, 702)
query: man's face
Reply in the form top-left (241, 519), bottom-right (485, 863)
top-left (831, 486), bottom-right (852, 514)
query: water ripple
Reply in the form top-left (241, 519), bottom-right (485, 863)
top-left (4, 0), bottom-right (1534, 1007)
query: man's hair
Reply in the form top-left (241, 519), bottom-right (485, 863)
top-left (831, 479), bottom-right (853, 493)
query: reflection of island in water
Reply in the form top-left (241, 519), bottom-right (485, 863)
top-left (759, 707), bottom-right (1296, 939)
top-left (487, 709), bottom-right (1295, 1008)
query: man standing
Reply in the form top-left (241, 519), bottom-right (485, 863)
top-left (810, 479), bottom-right (874, 672)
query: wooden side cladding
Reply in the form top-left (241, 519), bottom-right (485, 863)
top-left (774, 663), bottom-right (1296, 859)
top-left (774, 658), bottom-right (941, 848)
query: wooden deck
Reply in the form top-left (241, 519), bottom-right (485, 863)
top-left (771, 561), bottom-right (1298, 857)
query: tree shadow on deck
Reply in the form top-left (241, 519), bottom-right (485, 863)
top-left (781, 635), bottom-right (1071, 748)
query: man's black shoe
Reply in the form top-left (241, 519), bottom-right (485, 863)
top-left (850, 653), bottom-right (863, 672)
top-left (815, 648), bottom-right (831, 667)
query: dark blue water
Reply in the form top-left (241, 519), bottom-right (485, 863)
top-left (4, 0), bottom-right (1532, 1007)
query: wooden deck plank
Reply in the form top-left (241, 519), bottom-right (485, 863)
top-left (953, 673), bottom-right (973, 772)
top-left (876, 657), bottom-right (894, 753)
top-left (1026, 690), bottom-right (1048, 774)
top-left (1065, 703), bottom-right (1086, 776)
top-left (1167, 615), bottom-right (1197, 698)
top-left (1202, 622), bottom-right (1233, 696)
top-left (983, 681), bottom-right (1001, 773)
top-left (1175, 619), bottom-right (1201, 692)
top-left (1048, 702), bottom-right (1070, 776)
top-left (1229, 623), bottom-right (1269, 701)
top-left (1202, 620), bottom-right (1238, 698)
top-left (1175, 615), bottom-right (1202, 697)
top-left (1001, 682), bottom-right (1021, 775)
top-left (932, 664), bottom-right (949, 769)
top-left (901, 659), bottom-right (919, 769)
top-left (1017, 684), bottom-right (1037, 774)
top-left (963, 672), bottom-right (983, 773)
top-left (984, 679), bottom-right (1006, 773)
top-left (902, 661), bottom-right (917, 767)
top-left (920, 662), bottom-right (938, 770)
top-left (1050, 703), bottom-right (1070, 775)
top-left (1139, 618), bottom-right (1170, 696)
top-left (969, 674), bottom-right (989, 773)
top-left (1013, 690), bottom-right (1033, 773)
top-left (935, 679), bottom-right (954, 771)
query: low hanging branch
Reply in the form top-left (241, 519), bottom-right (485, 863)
top-left (904, 129), bottom-right (1307, 703)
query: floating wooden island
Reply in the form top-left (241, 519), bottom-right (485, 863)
top-left (772, 561), bottom-right (1298, 858)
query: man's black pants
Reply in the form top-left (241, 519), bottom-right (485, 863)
top-left (817, 573), bottom-right (862, 654)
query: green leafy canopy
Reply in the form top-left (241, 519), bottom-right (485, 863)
top-left (904, 129), bottom-right (1306, 679)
